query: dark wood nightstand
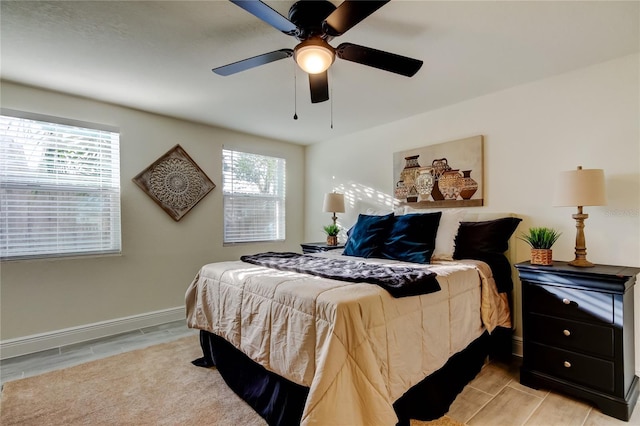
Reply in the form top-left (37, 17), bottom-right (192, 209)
top-left (516, 261), bottom-right (640, 421)
top-left (300, 242), bottom-right (345, 254)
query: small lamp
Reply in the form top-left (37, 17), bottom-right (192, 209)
top-left (323, 192), bottom-right (345, 226)
top-left (553, 166), bottom-right (606, 267)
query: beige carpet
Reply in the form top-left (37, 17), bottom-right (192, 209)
top-left (0, 335), bottom-right (464, 426)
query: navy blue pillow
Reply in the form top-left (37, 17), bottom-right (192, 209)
top-left (343, 213), bottom-right (394, 258)
top-left (381, 212), bottom-right (442, 264)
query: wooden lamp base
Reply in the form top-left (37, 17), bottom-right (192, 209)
top-left (569, 208), bottom-right (595, 267)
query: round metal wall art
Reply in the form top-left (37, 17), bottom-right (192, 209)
top-left (133, 144), bottom-right (216, 221)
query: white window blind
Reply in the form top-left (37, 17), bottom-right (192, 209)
top-left (222, 149), bottom-right (285, 243)
top-left (0, 111), bottom-right (121, 260)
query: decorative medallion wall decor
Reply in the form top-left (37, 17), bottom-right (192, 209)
top-left (393, 135), bottom-right (484, 208)
top-left (132, 144), bottom-right (216, 221)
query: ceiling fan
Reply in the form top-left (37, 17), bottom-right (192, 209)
top-left (212, 0), bottom-right (423, 103)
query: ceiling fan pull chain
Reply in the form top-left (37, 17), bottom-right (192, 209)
top-left (330, 70), bottom-right (333, 129)
top-left (293, 63), bottom-right (298, 120)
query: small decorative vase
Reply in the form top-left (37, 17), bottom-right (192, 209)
top-left (531, 249), bottom-right (553, 266)
top-left (431, 158), bottom-right (451, 179)
top-left (400, 155), bottom-right (421, 186)
top-left (431, 180), bottom-right (444, 201)
top-left (415, 168), bottom-right (434, 201)
top-left (394, 180), bottom-right (408, 200)
top-left (327, 235), bottom-right (338, 246)
top-left (459, 170), bottom-right (478, 200)
top-left (438, 169), bottom-right (462, 200)
top-left (430, 158), bottom-right (451, 201)
top-left (406, 185), bottom-right (419, 203)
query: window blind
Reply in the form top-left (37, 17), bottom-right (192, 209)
top-left (0, 112), bottom-right (121, 260)
top-left (222, 149), bottom-right (285, 243)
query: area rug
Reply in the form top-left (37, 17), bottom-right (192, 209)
top-left (0, 335), bottom-right (464, 426)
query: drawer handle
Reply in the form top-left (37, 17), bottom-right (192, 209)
top-left (563, 329), bottom-right (571, 337)
top-left (562, 298), bottom-right (571, 305)
top-left (564, 361), bottom-right (572, 368)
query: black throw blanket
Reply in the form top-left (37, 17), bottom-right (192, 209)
top-left (240, 252), bottom-right (440, 298)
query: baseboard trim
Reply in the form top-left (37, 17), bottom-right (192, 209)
top-left (0, 306), bottom-right (184, 360)
top-left (512, 335), bottom-right (523, 358)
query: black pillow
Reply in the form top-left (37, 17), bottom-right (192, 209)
top-left (343, 213), bottom-right (394, 258)
top-left (453, 217), bottom-right (522, 258)
top-left (381, 212), bottom-right (442, 264)
top-left (453, 217), bottom-right (522, 292)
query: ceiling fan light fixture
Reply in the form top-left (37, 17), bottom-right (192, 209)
top-left (294, 38), bottom-right (335, 74)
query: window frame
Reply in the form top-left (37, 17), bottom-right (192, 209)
top-left (0, 109), bottom-right (122, 261)
top-left (222, 148), bottom-right (286, 245)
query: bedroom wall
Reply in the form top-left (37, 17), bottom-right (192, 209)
top-left (304, 53), bottom-right (640, 359)
top-left (0, 82), bottom-right (305, 346)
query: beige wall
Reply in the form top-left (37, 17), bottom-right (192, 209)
top-left (0, 82), bottom-right (305, 341)
top-left (305, 53), bottom-right (640, 357)
top-left (2, 53), bottom-right (638, 357)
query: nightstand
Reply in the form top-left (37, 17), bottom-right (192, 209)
top-left (300, 242), bottom-right (345, 254)
top-left (516, 261), bottom-right (640, 421)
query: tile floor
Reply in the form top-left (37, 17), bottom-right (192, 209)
top-left (1, 323), bottom-right (639, 426)
top-left (448, 360), bottom-right (640, 425)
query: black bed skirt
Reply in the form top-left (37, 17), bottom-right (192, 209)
top-left (195, 328), bottom-right (511, 426)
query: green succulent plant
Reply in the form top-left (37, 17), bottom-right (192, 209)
top-left (323, 224), bottom-right (340, 237)
top-left (518, 227), bottom-right (561, 249)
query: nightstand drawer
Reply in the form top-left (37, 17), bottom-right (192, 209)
top-left (529, 343), bottom-right (615, 394)
top-left (525, 283), bottom-right (613, 324)
top-left (528, 313), bottom-right (614, 358)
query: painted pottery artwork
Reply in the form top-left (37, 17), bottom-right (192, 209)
top-left (415, 168), bottom-right (434, 201)
top-left (395, 180), bottom-right (408, 200)
top-left (407, 185), bottom-right (419, 203)
top-left (430, 158), bottom-right (451, 201)
top-left (430, 181), bottom-right (444, 201)
top-left (392, 135), bottom-right (484, 207)
top-left (397, 155), bottom-right (422, 202)
top-left (459, 170), bottom-right (478, 200)
top-left (431, 158), bottom-right (451, 179)
top-left (439, 169), bottom-right (462, 200)
top-left (400, 155), bottom-right (421, 185)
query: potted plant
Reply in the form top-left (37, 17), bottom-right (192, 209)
top-left (519, 227), bottom-right (561, 266)
top-left (323, 224), bottom-right (340, 246)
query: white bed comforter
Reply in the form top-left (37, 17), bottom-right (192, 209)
top-left (185, 254), bottom-right (511, 426)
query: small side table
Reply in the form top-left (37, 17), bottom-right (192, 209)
top-left (300, 242), bottom-right (345, 254)
top-left (516, 260), bottom-right (640, 421)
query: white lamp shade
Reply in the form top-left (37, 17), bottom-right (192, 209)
top-left (323, 193), bottom-right (345, 213)
top-left (553, 167), bottom-right (606, 207)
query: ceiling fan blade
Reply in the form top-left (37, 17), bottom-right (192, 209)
top-left (323, 0), bottom-right (390, 36)
top-left (309, 71), bottom-right (329, 104)
top-left (336, 43), bottom-right (423, 77)
top-left (230, 0), bottom-right (298, 35)
top-left (212, 49), bottom-right (293, 76)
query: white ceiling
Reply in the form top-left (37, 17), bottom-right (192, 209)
top-left (1, 1), bottom-right (638, 145)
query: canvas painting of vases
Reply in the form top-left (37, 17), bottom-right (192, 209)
top-left (393, 135), bottom-right (483, 208)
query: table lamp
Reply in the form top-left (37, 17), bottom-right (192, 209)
top-left (323, 192), bottom-right (345, 226)
top-left (553, 166), bottom-right (606, 267)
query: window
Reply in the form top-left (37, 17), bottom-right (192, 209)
top-left (0, 111), bottom-right (121, 260)
top-left (222, 149), bottom-right (285, 243)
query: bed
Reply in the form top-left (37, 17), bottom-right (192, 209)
top-left (185, 211), bottom-right (521, 426)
